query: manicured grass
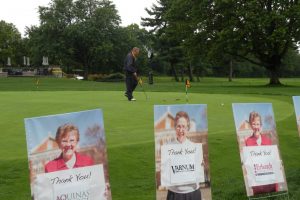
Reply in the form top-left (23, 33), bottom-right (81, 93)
top-left (1, 76), bottom-right (300, 95)
top-left (0, 77), bottom-right (299, 200)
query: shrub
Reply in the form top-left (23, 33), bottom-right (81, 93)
top-left (64, 74), bottom-right (76, 79)
top-left (104, 73), bottom-right (125, 81)
top-left (88, 74), bottom-right (107, 81)
top-left (87, 73), bottom-right (125, 82)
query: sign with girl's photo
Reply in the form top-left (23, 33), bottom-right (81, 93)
top-left (292, 96), bottom-right (300, 137)
top-left (232, 103), bottom-right (288, 197)
top-left (24, 109), bottom-right (111, 200)
top-left (154, 104), bottom-right (211, 200)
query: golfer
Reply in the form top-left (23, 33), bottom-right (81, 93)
top-left (124, 47), bottom-right (140, 101)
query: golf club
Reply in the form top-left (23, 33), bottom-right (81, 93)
top-left (138, 78), bottom-right (149, 100)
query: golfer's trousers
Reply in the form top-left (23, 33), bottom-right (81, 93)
top-left (125, 74), bottom-right (138, 100)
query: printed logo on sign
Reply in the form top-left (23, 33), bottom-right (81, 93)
top-left (56, 190), bottom-right (90, 200)
top-left (171, 164), bottom-right (195, 174)
top-left (161, 143), bottom-right (204, 186)
top-left (254, 163), bottom-right (273, 175)
top-left (242, 146), bottom-right (281, 185)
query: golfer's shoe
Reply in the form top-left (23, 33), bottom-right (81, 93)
top-left (130, 98), bottom-right (136, 101)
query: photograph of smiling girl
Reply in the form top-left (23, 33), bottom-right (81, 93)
top-left (24, 109), bottom-right (111, 200)
top-left (154, 104), bottom-right (211, 200)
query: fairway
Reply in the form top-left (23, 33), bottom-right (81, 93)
top-left (0, 78), bottom-right (299, 200)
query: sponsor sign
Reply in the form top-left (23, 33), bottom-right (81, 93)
top-left (34, 165), bottom-right (106, 200)
top-left (154, 104), bottom-right (211, 200)
top-left (243, 145), bottom-right (284, 186)
top-left (24, 109), bottom-right (112, 200)
top-left (161, 143), bottom-right (204, 186)
top-left (232, 103), bottom-right (288, 196)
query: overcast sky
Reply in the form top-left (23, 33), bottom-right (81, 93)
top-left (0, 0), bottom-right (157, 37)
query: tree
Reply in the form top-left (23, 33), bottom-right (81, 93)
top-left (69, 0), bottom-right (121, 77)
top-left (26, 0), bottom-right (122, 77)
top-left (26, 0), bottom-right (75, 67)
top-left (281, 49), bottom-right (300, 76)
top-left (146, 0), bottom-right (300, 84)
top-left (194, 0), bottom-right (300, 85)
top-left (0, 20), bottom-right (22, 67)
top-left (25, 0), bottom-right (154, 77)
top-left (142, 0), bottom-right (185, 81)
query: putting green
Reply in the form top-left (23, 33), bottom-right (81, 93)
top-left (0, 91), bottom-right (298, 200)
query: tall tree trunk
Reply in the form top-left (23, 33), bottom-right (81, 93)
top-left (188, 62), bottom-right (193, 82)
top-left (268, 56), bottom-right (282, 85)
top-left (171, 62), bottom-right (179, 82)
top-left (228, 60), bottom-right (233, 82)
top-left (268, 68), bottom-right (281, 85)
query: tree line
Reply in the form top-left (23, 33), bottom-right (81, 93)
top-left (0, 0), bottom-right (300, 84)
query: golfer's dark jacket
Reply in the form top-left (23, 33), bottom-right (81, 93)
top-left (124, 52), bottom-right (137, 75)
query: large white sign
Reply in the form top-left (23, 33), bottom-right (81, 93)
top-left (161, 143), bottom-right (204, 187)
top-left (243, 145), bottom-right (284, 187)
top-left (34, 164), bottom-right (106, 200)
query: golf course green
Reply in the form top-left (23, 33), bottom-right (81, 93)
top-left (0, 77), bottom-right (299, 200)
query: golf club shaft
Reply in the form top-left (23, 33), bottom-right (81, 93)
top-left (139, 82), bottom-right (148, 100)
